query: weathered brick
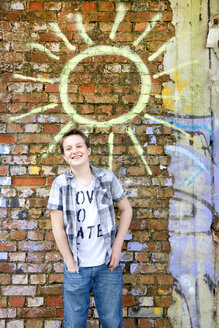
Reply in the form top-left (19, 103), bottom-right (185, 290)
top-left (10, 231), bottom-right (26, 241)
top-left (0, 297), bottom-right (7, 307)
top-left (0, 274), bottom-right (11, 284)
top-left (17, 308), bottom-right (55, 318)
top-left (0, 308), bottom-right (16, 319)
top-left (138, 319), bottom-right (153, 328)
top-left (2, 286), bottom-right (36, 296)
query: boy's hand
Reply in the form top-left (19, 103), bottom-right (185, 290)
top-left (66, 259), bottom-right (77, 272)
top-left (108, 242), bottom-right (121, 272)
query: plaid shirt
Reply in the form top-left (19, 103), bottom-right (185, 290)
top-left (47, 166), bottom-right (125, 269)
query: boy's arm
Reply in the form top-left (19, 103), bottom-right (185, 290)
top-left (50, 209), bottom-right (77, 272)
top-left (108, 196), bottom-right (132, 271)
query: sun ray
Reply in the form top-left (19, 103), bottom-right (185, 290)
top-left (154, 94), bottom-right (178, 99)
top-left (108, 132), bottom-right (114, 171)
top-left (109, 3), bottom-right (126, 40)
top-left (28, 42), bottom-right (60, 60)
top-left (49, 23), bottom-right (76, 51)
top-left (43, 121), bottom-right (74, 157)
top-left (13, 73), bottom-right (55, 84)
top-left (75, 14), bottom-right (94, 45)
top-left (153, 60), bottom-right (199, 79)
top-left (133, 13), bottom-right (162, 47)
top-left (127, 127), bottom-right (152, 175)
top-left (9, 104), bottom-right (58, 122)
top-left (148, 36), bottom-right (174, 61)
top-left (144, 114), bottom-right (190, 137)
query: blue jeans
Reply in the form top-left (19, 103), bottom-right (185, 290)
top-left (63, 263), bottom-right (123, 328)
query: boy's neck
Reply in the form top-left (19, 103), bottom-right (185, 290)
top-left (70, 163), bottom-right (93, 186)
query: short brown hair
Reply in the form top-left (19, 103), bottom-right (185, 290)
top-left (59, 129), bottom-right (91, 154)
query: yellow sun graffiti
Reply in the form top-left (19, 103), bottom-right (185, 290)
top-left (9, 3), bottom-right (191, 174)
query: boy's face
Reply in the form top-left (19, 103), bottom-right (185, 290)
top-left (62, 134), bottom-right (91, 169)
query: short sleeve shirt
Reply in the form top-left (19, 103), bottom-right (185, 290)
top-left (47, 166), bottom-right (125, 268)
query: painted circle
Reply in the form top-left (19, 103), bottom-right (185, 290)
top-left (60, 45), bottom-right (151, 127)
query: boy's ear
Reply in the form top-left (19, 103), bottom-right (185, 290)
top-left (88, 147), bottom-right (91, 155)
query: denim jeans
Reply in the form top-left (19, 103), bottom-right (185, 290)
top-left (63, 263), bottom-right (123, 328)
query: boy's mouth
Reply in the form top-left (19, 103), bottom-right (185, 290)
top-left (72, 154), bottom-right (82, 160)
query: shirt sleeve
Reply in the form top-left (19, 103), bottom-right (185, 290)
top-left (111, 173), bottom-right (126, 203)
top-left (47, 178), bottom-right (63, 211)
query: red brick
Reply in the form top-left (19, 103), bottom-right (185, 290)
top-left (45, 84), bottom-right (59, 93)
top-left (56, 307), bottom-right (64, 318)
top-left (5, 12), bottom-right (20, 21)
top-left (29, 2), bottom-right (44, 11)
top-left (43, 124), bottom-right (59, 134)
top-left (139, 319), bottom-right (153, 328)
top-left (82, 2), bottom-right (96, 12)
top-left (9, 297), bottom-right (25, 307)
top-left (12, 93), bottom-right (48, 103)
top-left (99, 2), bottom-right (114, 11)
top-left (122, 296), bottom-right (136, 306)
top-left (123, 319), bottom-right (135, 328)
top-left (0, 134), bottom-right (17, 144)
top-left (80, 84), bottom-right (95, 94)
top-left (0, 166), bottom-right (9, 175)
top-left (12, 177), bottom-right (46, 187)
top-left (46, 296), bottom-right (63, 307)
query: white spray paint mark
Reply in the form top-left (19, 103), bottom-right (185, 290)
top-left (60, 45), bottom-right (151, 127)
top-left (144, 114), bottom-right (190, 137)
top-left (148, 36), bottom-right (175, 61)
top-left (13, 74), bottom-right (55, 85)
top-left (127, 127), bottom-right (152, 175)
top-left (108, 132), bottom-right (114, 171)
top-left (43, 121), bottom-right (74, 157)
top-left (75, 14), bottom-right (94, 45)
top-left (109, 3), bottom-right (126, 40)
top-left (28, 42), bottom-right (60, 60)
top-left (9, 104), bottom-right (58, 122)
top-left (153, 60), bottom-right (199, 79)
top-left (133, 13), bottom-right (162, 47)
top-left (49, 23), bottom-right (76, 51)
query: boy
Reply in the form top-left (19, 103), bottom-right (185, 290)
top-left (47, 129), bottom-right (132, 328)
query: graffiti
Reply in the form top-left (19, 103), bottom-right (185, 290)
top-left (9, 3), bottom-right (194, 176)
top-left (164, 108), bottom-right (219, 326)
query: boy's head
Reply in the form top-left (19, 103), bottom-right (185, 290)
top-left (59, 129), bottom-right (91, 154)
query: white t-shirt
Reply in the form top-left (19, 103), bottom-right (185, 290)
top-left (75, 178), bottom-right (107, 267)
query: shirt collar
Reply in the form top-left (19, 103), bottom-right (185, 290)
top-left (65, 165), bottom-right (106, 180)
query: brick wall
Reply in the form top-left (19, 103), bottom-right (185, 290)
top-left (0, 1), bottom-right (174, 327)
